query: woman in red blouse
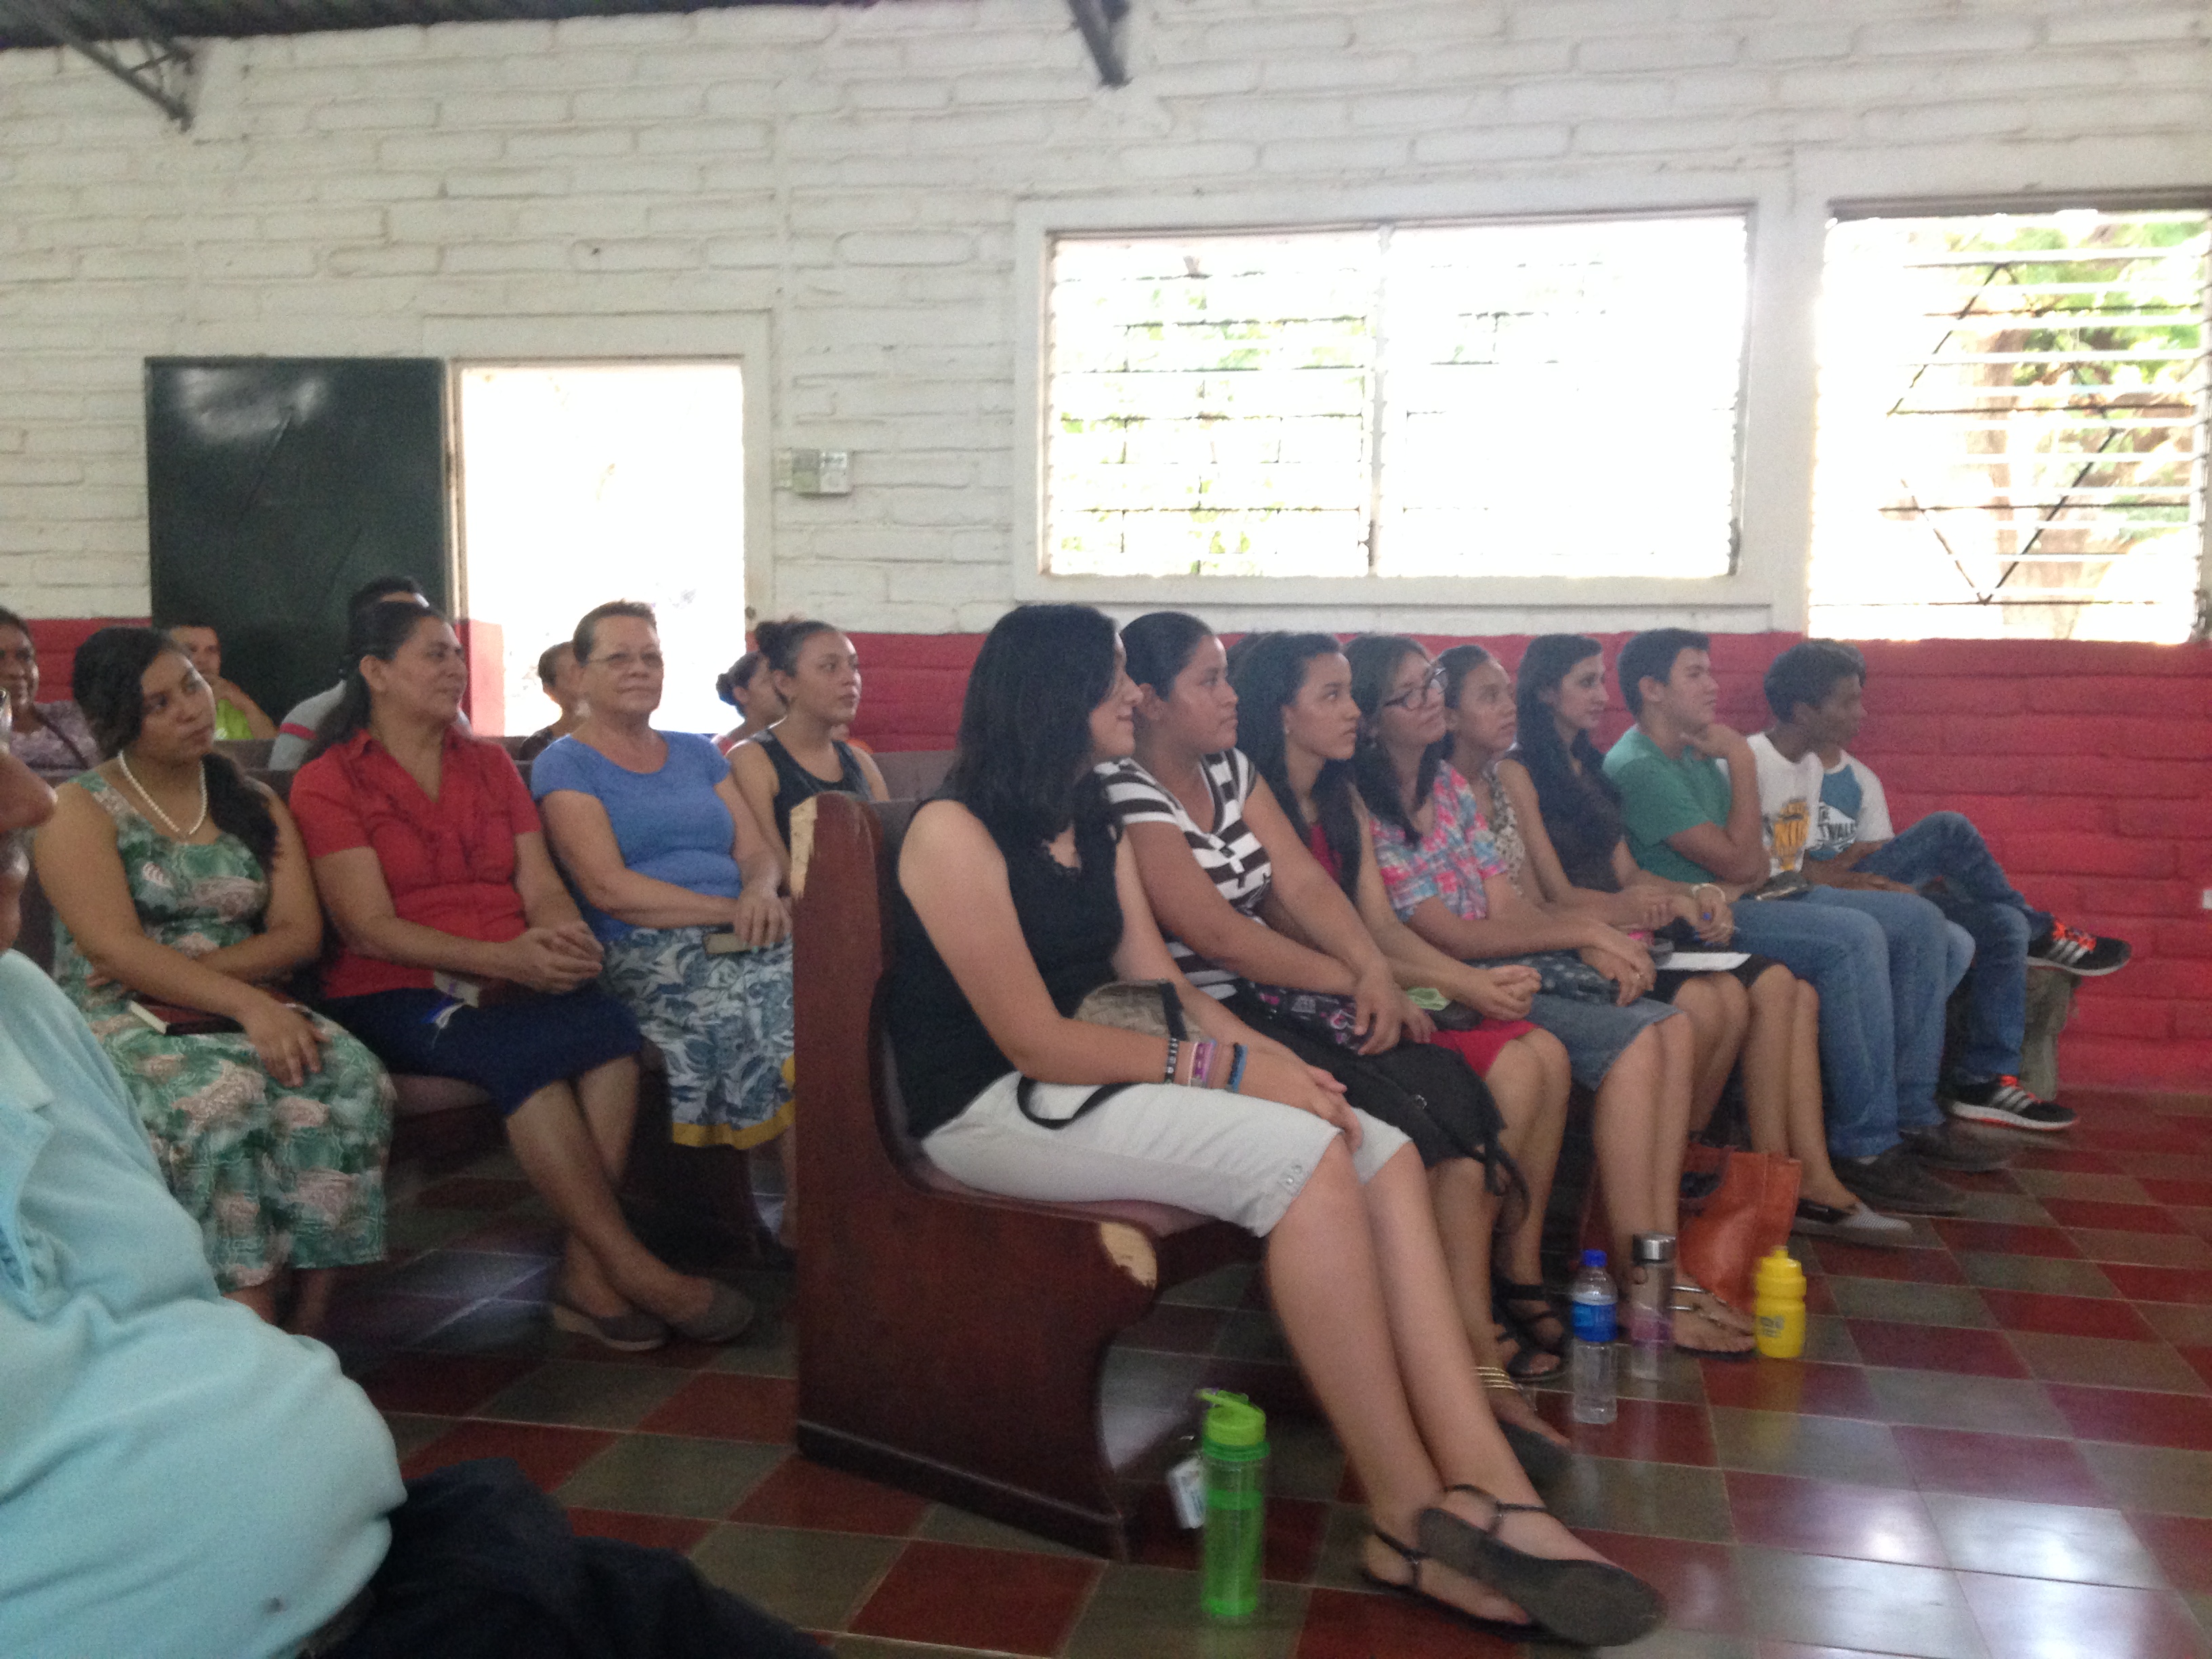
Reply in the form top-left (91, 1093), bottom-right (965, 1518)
top-left (291, 601), bottom-right (750, 1351)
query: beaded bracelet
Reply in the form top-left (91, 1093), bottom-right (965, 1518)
top-left (1187, 1038), bottom-right (1216, 1088)
top-left (1226, 1044), bottom-right (1249, 1093)
top-left (1162, 1036), bottom-right (1181, 1084)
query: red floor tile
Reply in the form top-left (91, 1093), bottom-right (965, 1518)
top-left (1723, 1471), bottom-right (1946, 1567)
top-left (1697, 1358), bottom-right (1879, 1419)
top-left (1932, 1219), bottom-right (2082, 1258)
top-left (1295, 1585), bottom-right (1524, 1658)
top-left (2179, 1346), bottom-right (2212, 1391)
top-left (2102, 1263), bottom-right (2212, 1306)
top-left (2138, 1177), bottom-right (2212, 1208)
top-left (361, 1352), bottom-right (538, 1416)
top-left (1978, 1288), bottom-right (2160, 1342)
top-left (636, 1374), bottom-right (797, 1442)
top-left (726, 1455), bottom-right (931, 1536)
top-left (1806, 1242), bottom-right (1968, 1284)
top-left (400, 1419), bottom-right (617, 1490)
top-left (848, 1538), bottom-right (1099, 1655)
top-left (2127, 1511), bottom-right (2212, 1594)
top-left (1845, 1319), bottom-right (2030, 1378)
top-left (1576, 1530), bottom-right (1745, 1633)
top-left (2071, 1121), bottom-right (2208, 1158)
top-left (2045, 1385), bottom-right (2212, 1452)
top-left (1958, 1570), bottom-right (2205, 1659)
top-left (565, 1507), bottom-right (716, 1552)
top-left (2013, 1146), bottom-right (2121, 1174)
top-left (1533, 1394), bottom-right (1717, 1466)
top-left (1891, 1425), bottom-right (2108, 1504)
top-left (1126, 1486), bottom-right (1328, 1582)
top-left (2043, 1197), bottom-right (2186, 1236)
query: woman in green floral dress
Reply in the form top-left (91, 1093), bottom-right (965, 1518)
top-left (33, 629), bottom-right (392, 1334)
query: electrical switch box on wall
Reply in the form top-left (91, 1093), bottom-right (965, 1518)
top-left (777, 449), bottom-right (851, 495)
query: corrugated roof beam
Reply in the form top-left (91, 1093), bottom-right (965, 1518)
top-left (1066, 0), bottom-right (1125, 87)
top-left (0, 0), bottom-right (196, 123)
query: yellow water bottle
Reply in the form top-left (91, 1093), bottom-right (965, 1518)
top-left (1753, 1247), bottom-right (1807, 1359)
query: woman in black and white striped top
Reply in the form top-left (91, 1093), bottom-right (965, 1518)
top-left (1109, 611), bottom-right (1573, 1439)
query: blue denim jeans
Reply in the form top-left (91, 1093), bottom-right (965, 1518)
top-left (1801, 885), bottom-right (1970, 1134)
top-left (1853, 811), bottom-right (2043, 1084)
top-left (1727, 898), bottom-right (1906, 1159)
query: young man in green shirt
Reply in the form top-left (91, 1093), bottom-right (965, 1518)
top-left (1602, 629), bottom-right (2007, 1216)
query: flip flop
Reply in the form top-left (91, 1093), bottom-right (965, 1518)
top-left (1415, 1485), bottom-right (1666, 1650)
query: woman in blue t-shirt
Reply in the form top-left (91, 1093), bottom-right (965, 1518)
top-left (534, 602), bottom-right (796, 1204)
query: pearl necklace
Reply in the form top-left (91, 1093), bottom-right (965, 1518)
top-left (118, 751), bottom-right (208, 840)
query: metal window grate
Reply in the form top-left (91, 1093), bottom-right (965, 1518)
top-left (1810, 209), bottom-right (2211, 642)
top-left (1045, 217), bottom-right (1749, 582)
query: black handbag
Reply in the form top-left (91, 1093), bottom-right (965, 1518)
top-left (1013, 979), bottom-right (1188, 1128)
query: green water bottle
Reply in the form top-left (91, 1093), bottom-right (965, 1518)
top-left (1197, 1389), bottom-right (1268, 1620)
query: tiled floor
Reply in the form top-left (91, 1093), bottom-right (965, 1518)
top-left (331, 1088), bottom-right (2212, 1658)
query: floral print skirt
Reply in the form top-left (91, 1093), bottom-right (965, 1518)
top-left (599, 926), bottom-right (796, 1150)
top-left (92, 1011), bottom-right (394, 1291)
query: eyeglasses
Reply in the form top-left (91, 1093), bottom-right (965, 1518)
top-left (1382, 665), bottom-right (1447, 710)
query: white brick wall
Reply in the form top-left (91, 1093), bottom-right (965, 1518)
top-left (1, 0), bottom-right (2209, 635)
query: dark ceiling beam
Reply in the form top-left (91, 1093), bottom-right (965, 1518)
top-left (1065, 0), bottom-right (1124, 87)
top-left (0, 0), bottom-right (197, 122)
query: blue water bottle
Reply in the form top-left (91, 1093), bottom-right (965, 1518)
top-left (1570, 1249), bottom-right (1618, 1425)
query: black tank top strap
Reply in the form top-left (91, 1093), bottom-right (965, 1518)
top-left (759, 728), bottom-right (870, 844)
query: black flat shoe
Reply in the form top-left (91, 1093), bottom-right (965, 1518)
top-left (1416, 1484), bottom-right (1666, 1649)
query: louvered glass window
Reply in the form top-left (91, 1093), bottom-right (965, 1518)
top-left (1810, 209), bottom-right (2210, 642)
top-left (1045, 216), bottom-right (1749, 581)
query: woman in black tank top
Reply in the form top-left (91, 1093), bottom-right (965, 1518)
top-left (886, 605), bottom-right (1661, 1649)
top-left (728, 618), bottom-right (887, 879)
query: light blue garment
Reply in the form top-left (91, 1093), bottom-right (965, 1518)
top-left (531, 731), bottom-right (746, 941)
top-left (0, 951), bottom-right (401, 1659)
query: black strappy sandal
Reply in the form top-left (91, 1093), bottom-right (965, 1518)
top-left (1415, 1483), bottom-right (1666, 1649)
top-left (1493, 1277), bottom-right (1567, 1361)
top-left (1361, 1526), bottom-right (1538, 1641)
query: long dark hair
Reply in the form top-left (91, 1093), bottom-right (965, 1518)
top-left (1231, 632), bottom-right (1364, 899)
top-left (947, 605), bottom-right (1120, 846)
top-left (1121, 610), bottom-right (1214, 697)
top-left (1344, 634), bottom-right (1437, 845)
top-left (306, 600), bottom-right (449, 764)
top-left (70, 626), bottom-right (278, 867)
top-left (1513, 634), bottom-right (1624, 888)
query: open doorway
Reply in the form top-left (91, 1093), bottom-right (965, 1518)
top-left (456, 362), bottom-right (748, 735)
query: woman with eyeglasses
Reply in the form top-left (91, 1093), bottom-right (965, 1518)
top-left (1107, 612), bottom-right (1577, 1437)
top-left (0, 605), bottom-right (98, 777)
top-left (1351, 634), bottom-right (1755, 1354)
top-left (728, 617), bottom-right (888, 882)
top-left (534, 601), bottom-right (798, 1244)
top-left (290, 601), bottom-right (752, 1352)
top-left (31, 627), bottom-right (392, 1334)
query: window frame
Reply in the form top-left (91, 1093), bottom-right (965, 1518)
top-left (1014, 178), bottom-right (1793, 618)
top-left (1811, 188), bottom-right (2212, 643)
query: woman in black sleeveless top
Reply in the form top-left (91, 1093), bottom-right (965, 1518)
top-left (729, 617), bottom-right (888, 880)
top-left (886, 605), bottom-right (1661, 1649)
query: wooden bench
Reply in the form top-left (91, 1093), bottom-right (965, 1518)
top-left (788, 790), bottom-right (1259, 1559)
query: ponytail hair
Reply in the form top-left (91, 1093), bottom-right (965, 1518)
top-left (753, 617), bottom-right (840, 679)
top-left (70, 626), bottom-right (278, 868)
top-left (1228, 632), bottom-right (1364, 899)
top-left (1120, 610), bottom-right (1214, 697)
top-left (306, 599), bottom-right (446, 764)
top-left (716, 650), bottom-right (764, 710)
